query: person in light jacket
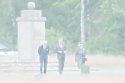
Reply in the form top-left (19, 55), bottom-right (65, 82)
top-left (75, 43), bottom-right (87, 69)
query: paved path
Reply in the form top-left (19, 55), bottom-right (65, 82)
top-left (0, 54), bottom-right (125, 83)
top-left (0, 69), bottom-right (125, 83)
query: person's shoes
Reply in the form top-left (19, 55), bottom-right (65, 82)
top-left (40, 72), bottom-right (42, 75)
top-left (44, 70), bottom-right (46, 74)
top-left (40, 70), bottom-right (42, 75)
top-left (59, 71), bottom-right (63, 75)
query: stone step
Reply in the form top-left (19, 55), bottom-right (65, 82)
top-left (0, 62), bottom-right (79, 72)
top-left (0, 62), bottom-right (91, 75)
top-left (0, 55), bottom-right (90, 73)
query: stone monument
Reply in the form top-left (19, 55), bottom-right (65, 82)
top-left (16, 2), bottom-right (46, 63)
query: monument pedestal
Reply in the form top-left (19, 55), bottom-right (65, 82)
top-left (16, 2), bottom-right (46, 63)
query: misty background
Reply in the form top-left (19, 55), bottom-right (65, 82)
top-left (0, 0), bottom-right (125, 55)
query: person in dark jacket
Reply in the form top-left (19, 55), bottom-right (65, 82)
top-left (75, 43), bottom-right (87, 69)
top-left (55, 38), bottom-right (66, 75)
top-left (38, 40), bottom-right (49, 75)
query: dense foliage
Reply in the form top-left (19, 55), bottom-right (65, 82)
top-left (0, 0), bottom-right (125, 55)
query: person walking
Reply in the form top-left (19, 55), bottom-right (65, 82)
top-left (55, 38), bottom-right (66, 75)
top-left (38, 40), bottom-right (49, 75)
top-left (75, 43), bottom-right (87, 70)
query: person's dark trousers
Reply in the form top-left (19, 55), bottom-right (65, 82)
top-left (57, 54), bottom-right (65, 74)
top-left (40, 55), bottom-right (48, 74)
